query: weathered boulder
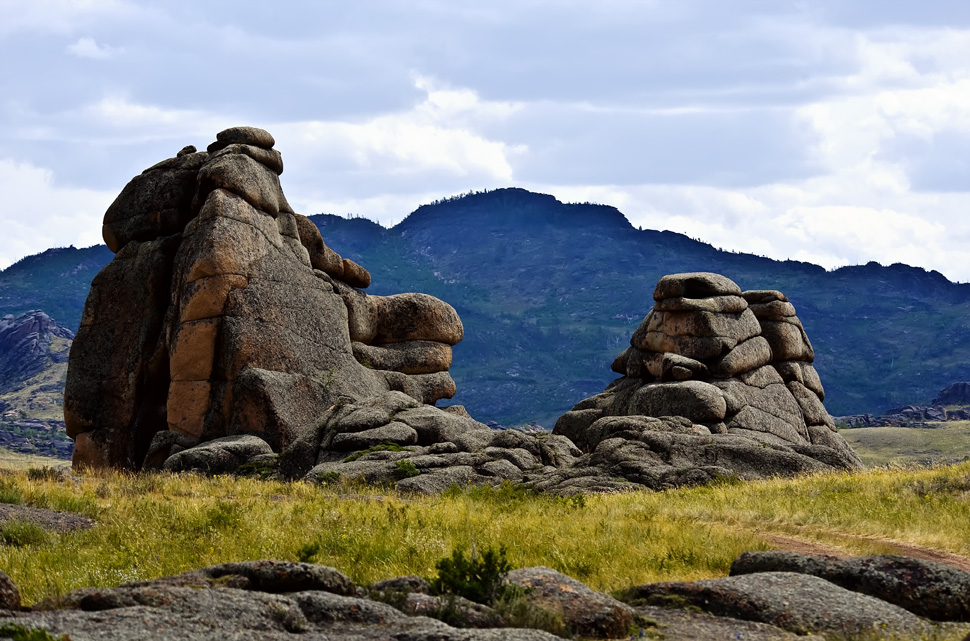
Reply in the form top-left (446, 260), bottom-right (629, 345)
top-left (504, 566), bottom-right (640, 639)
top-left (622, 572), bottom-right (942, 639)
top-left (555, 272), bottom-right (862, 491)
top-left (0, 570), bottom-right (20, 611)
top-left (731, 551), bottom-right (970, 622)
top-left (66, 128), bottom-right (465, 472)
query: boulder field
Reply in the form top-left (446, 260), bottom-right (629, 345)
top-left (3, 553), bottom-right (970, 639)
top-left (64, 127), bottom-right (862, 493)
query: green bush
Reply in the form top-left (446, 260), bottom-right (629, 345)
top-left (296, 541), bottom-right (322, 563)
top-left (395, 460), bottom-right (420, 479)
top-left (429, 545), bottom-right (514, 605)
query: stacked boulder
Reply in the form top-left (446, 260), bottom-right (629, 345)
top-left (546, 273), bottom-right (861, 493)
top-left (65, 127), bottom-right (466, 472)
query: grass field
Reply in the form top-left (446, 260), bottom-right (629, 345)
top-left (841, 420), bottom-right (970, 467)
top-left (0, 461), bottom-right (969, 606)
top-left (0, 448), bottom-right (67, 471)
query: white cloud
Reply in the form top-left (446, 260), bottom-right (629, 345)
top-left (66, 36), bottom-right (123, 59)
top-left (0, 0), bottom-right (133, 35)
top-left (272, 76), bottom-right (527, 220)
top-left (0, 159), bottom-right (113, 269)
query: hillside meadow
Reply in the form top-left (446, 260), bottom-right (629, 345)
top-left (0, 458), bottom-right (969, 606)
top-left (841, 420), bottom-right (970, 467)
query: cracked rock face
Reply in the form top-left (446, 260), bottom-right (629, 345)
top-left (65, 127), bottom-right (464, 471)
top-left (549, 272), bottom-right (862, 492)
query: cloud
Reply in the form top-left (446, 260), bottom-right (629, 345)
top-left (0, 0), bottom-right (133, 35)
top-left (273, 77), bottom-right (526, 220)
top-left (66, 36), bottom-right (123, 59)
top-left (0, 159), bottom-right (114, 269)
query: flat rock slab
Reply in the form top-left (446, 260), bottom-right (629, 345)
top-left (0, 502), bottom-right (94, 534)
top-left (635, 604), bottom-right (801, 640)
top-left (622, 571), bottom-right (962, 639)
top-left (20, 561), bottom-right (562, 641)
top-left (19, 585), bottom-right (562, 640)
top-left (732, 551), bottom-right (970, 622)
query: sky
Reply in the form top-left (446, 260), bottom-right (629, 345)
top-left (3, 1), bottom-right (970, 281)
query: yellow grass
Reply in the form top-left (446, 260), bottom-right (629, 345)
top-left (1, 462), bottom-right (969, 606)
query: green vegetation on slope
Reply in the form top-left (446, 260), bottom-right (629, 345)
top-left (3, 189), bottom-right (970, 426)
top-left (0, 336), bottom-right (70, 422)
top-left (4, 463), bottom-right (970, 605)
top-left (842, 421), bottom-right (970, 467)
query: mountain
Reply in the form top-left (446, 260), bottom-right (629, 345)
top-left (3, 188), bottom-right (970, 427)
top-left (0, 310), bottom-right (74, 458)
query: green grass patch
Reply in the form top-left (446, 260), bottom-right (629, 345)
top-left (2, 463), bottom-right (970, 607)
top-left (841, 421), bottom-right (970, 467)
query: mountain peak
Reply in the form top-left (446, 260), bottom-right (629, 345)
top-left (395, 187), bottom-right (632, 233)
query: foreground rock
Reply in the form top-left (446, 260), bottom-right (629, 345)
top-left (8, 555), bottom-right (970, 640)
top-left (65, 127), bottom-right (465, 472)
top-left (731, 551), bottom-right (970, 622)
top-left (548, 272), bottom-right (862, 493)
top-left (13, 561), bottom-right (560, 641)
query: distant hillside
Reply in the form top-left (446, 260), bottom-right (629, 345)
top-left (0, 310), bottom-right (74, 459)
top-left (3, 188), bottom-right (970, 426)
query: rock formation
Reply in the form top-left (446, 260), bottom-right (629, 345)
top-left (5, 553), bottom-right (970, 639)
top-left (546, 273), bottom-right (861, 492)
top-left (934, 381), bottom-right (970, 406)
top-left (65, 130), bottom-right (862, 493)
top-left (65, 127), bottom-right (464, 471)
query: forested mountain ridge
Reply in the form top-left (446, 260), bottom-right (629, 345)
top-left (1, 188), bottom-right (968, 426)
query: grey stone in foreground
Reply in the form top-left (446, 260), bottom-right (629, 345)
top-left (505, 566), bottom-right (639, 639)
top-left (635, 604), bottom-right (802, 640)
top-left (731, 551), bottom-right (970, 622)
top-left (16, 561), bottom-right (563, 641)
top-left (621, 571), bottom-right (965, 640)
top-left (162, 434), bottom-right (274, 474)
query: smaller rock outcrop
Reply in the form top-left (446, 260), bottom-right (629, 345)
top-left (933, 382), bottom-right (970, 406)
top-left (278, 390), bottom-right (581, 494)
top-left (549, 273), bottom-right (862, 493)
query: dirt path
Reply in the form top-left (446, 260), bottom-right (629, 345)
top-left (756, 529), bottom-right (970, 572)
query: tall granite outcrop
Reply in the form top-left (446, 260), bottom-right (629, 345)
top-left (65, 127), bottom-right (464, 471)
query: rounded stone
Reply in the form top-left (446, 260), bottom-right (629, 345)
top-left (628, 380), bottom-right (727, 423)
top-left (208, 126), bottom-right (275, 152)
top-left (654, 272), bottom-right (743, 301)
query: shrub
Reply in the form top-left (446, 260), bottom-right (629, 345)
top-left (429, 545), bottom-right (514, 605)
top-left (395, 460), bottom-right (420, 479)
top-left (296, 541), bottom-right (322, 563)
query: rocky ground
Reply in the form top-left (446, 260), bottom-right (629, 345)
top-left (1, 553), bottom-right (969, 640)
